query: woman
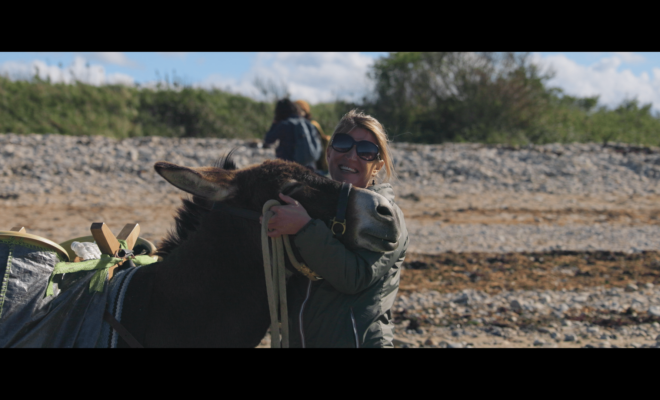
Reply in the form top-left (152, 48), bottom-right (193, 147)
top-left (264, 98), bottom-right (320, 170)
top-left (294, 99), bottom-right (331, 173)
top-left (266, 109), bottom-right (409, 348)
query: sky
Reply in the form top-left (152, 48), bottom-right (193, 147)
top-left (1, 52), bottom-right (660, 112)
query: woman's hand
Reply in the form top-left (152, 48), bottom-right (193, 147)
top-left (261, 193), bottom-right (312, 237)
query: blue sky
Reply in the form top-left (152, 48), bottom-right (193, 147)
top-left (1, 52), bottom-right (659, 111)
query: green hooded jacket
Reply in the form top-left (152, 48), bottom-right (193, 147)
top-left (288, 183), bottom-right (408, 348)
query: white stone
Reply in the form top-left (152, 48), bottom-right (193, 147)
top-left (649, 306), bottom-right (660, 318)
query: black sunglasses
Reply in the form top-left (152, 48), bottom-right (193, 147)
top-left (330, 133), bottom-right (380, 162)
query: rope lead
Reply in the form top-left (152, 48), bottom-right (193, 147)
top-left (261, 199), bottom-right (324, 348)
top-left (261, 200), bottom-right (288, 348)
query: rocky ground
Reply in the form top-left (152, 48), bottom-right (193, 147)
top-left (3, 133), bottom-right (660, 348)
top-left (390, 251), bottom-right (660, 348)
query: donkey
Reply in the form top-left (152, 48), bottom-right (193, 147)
top-left (113, 155), bottom-right (401, 347)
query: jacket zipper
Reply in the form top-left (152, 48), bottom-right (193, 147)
top-left (350, 307), bottom-right (360, 348)
top-left (299, 279), bottom-right (312, 348)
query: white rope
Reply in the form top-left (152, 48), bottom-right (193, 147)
top-left (261, 200), bottom-right (290, 348)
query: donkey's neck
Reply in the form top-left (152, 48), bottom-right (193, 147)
top-left (120, 214), bottom-right (270, 347)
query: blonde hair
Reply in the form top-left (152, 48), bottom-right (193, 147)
top-left (331, 109), bottom-right (395, 183)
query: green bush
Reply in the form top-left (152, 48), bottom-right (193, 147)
top-left (0, 76), bottom-right (278, 139)
top-left (2, 59), bottom-right (660, 147)
top-left (363, 52), bottom-right (660, 146)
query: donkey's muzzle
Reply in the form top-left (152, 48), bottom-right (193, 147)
top-left (347, 189), bottom-right (402, 253)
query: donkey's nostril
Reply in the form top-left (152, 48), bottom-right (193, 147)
top-left (376, 205), bottom-right (393, 217)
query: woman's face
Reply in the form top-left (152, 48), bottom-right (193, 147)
top-left (327, 128), bottom-right (385, 188)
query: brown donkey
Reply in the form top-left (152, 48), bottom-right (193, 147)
top-left (113, 155), bottom-right (401, 347)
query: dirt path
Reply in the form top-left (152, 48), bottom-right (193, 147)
top-left (4, 191), bottom-right (660, 244)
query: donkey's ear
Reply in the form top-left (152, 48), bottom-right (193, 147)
top-left (154, 162), bottom-right (236, 201)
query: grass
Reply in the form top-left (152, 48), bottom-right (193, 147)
top-left (2, 76), bottom-right (660, 147)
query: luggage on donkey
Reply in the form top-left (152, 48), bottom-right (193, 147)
top-left (0, 224), bottom-right (158, 348)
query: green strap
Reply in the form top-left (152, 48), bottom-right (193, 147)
top-left (45, 239), bottom-right (158, 297)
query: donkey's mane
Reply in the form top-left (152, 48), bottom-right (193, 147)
top-left (156, 151), bottom-right (238, 257)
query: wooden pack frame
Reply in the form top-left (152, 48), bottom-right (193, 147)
top-left (59, 223), bottom-right (157, 280)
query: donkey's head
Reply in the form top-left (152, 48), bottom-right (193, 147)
top-left (154, 157), bottom-right (400, 252)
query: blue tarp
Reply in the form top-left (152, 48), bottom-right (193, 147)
top-left (0, 238), bottom-right (137, 348)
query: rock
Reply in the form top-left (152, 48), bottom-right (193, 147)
top-left (393, 338), bottom-right (417, 348)
top-left (655, 334), bottom-right (660, 342)
top-left (510, 299), bottom-right (523, 312)
top-left (452, 293), bottom-right (469, 305)
top-left (408, 261), bottom-right (429, 269)
top-left (644, 282), bottom-right (654, 289)
top-left (424, 338), bottom-right (436, 346)
top-left (625, 283), bottom-right (638, 292)
top-left (447, 341), bottom-right (464, 348)
top-left (539, 294), bottom-right (552, 304)
top-left (488, 327), bottom-right (504, 337)
top-left (564, 333), bottom-right (577, 342)
top-left (649, 306), bottom-right (660, 317)
top-left (562, 320), bottom-right (573, 327)
top-left (533, 339), bottom-right (545, 346)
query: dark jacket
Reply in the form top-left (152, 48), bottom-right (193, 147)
top-left (264, 114), bottom-right (319, 168)
top-left (287, 183), bottom-right (408, 348)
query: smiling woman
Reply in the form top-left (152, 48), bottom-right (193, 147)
top-left (266, 109), bottom-right (409, 348)
top-left (326, 109), bottom-right (395, 187)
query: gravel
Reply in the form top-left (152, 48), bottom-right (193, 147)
top-left (3, 134), bottom-right (660, 253)
top-left (391, 286), bottom-right (660, 348)
top-left (4, 135), bottom-right (660, 198)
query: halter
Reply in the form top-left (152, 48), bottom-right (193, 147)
top-left (330, 182), bottom-right (352, 238)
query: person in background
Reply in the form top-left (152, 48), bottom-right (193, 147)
top-left (295, 100), bottom-right (331, 173)
top-left (264, 98), bottom-right (319, 170)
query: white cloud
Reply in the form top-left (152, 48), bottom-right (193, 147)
top-left (87, 52), bottom-right (140, 68)
top-left (106, 72), bottom-right (136, 86)
top-left (535, 53), bottom-right (660, 112)
top-left (197, 52), bottom-right (376, 104)
top-left (0, 56), bottom-right (134, 86)
top-left (613, 52), bottom-right (646, 64)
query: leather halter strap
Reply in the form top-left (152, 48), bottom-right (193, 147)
top-left (330, 182), bottom-right (352, 238)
